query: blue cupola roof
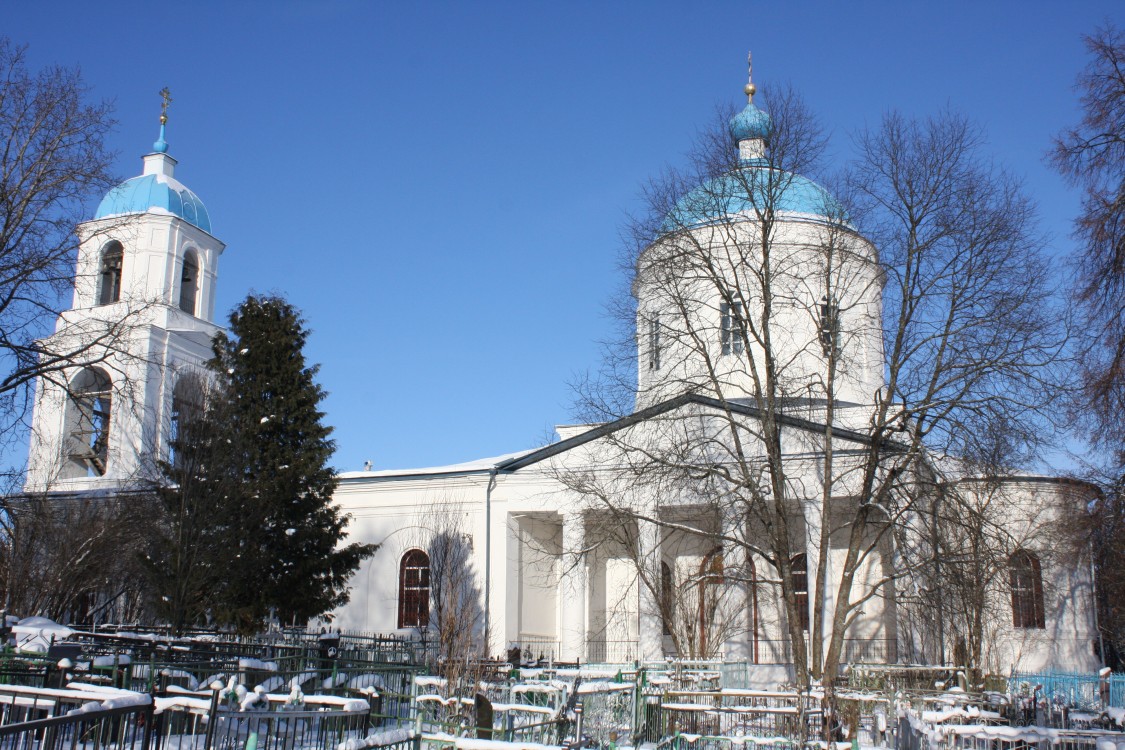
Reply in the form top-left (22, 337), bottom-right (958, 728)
top-left (664, 166), bottom-right (847, 232)
top-left (729, 101), bottom-right (771, 144)
top-left (95, 170), bottom-right (211, 233)
top-left (661, 62), bottom-right (848, 232)
top-left (94, 124), bottom-right (212, 233)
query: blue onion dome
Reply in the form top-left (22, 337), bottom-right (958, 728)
top-left (729, 101), bottom-right (771, 144)
top-left (94, 100), bottom-right (212, 233)
top-left (661, 61), bottom-right (848, 232)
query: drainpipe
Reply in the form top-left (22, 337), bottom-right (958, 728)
top-left (1090, 541), bottom-right (1106, 666)
top-left (484, 468), bottom-right (498, 654)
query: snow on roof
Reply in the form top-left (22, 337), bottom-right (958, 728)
top-left (338, 448), bottom-right (539, 480)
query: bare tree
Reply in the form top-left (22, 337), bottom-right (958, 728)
top-left (1051, 24), bottom-right (1125, 467)
top-left (1050, 26), bottom-right (1125, 668)
top-left (0, 38), bottom-right (130, 470)
top-left (561, 74), bottom-right (1066, 717)
top-left (1060, 468), bottom-right (1124, 668)
top-left (0, 491), bottom-right (153, 623)
top-left (409, 503), bottom-right (488, 725)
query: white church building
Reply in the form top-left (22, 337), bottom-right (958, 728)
top-left (327, 71), bottom-right (1102, 676)
top-left (21, 68), bottom-right (1101, 678)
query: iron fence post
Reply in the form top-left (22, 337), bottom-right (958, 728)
top-left (204, 683), bottom-right (221, 750)
top-left (140, 701), bottom-right (154, 750)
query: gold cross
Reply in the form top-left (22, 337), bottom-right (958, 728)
top-left (159, 87), bottom-right (173, 125)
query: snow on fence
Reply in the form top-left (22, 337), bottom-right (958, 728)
top-left (655, 689), bottom-right (817, 746)
top-left (0, 682), bottom-right (380, 750)
top-left (1010, 671), bottom-right (1125, 711)
top-left (897, 706), bottom-right (1125, 750)
top-left (154, 702), bottom-right (371, 750)
top-left (0, 691), bottom-right (153, 750)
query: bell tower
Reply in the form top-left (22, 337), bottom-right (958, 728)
top-left (24, 92), bottom-right (225, 492)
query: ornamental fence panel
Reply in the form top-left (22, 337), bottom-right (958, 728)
top-left (1009, 670), bottom-right (1125, 710)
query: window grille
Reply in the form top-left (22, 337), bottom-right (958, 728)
top-left (819, 298), bottom-right (840, 356)
top-left (1010, 549), bottom-right (1045, 629)
top-left (721, 300), bottom-right (744, 355)
top-left (98, 243), bottom-right (123, 305)
top-left (791, 553), bottom-right (809, 632)
top-left (661, 561), bottom-right (673, 636)
top-left (398, 549), bottom-right (430, 628)
top-left (180, 253), bottom-right (200, 315)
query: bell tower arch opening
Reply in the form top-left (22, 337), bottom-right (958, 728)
top-left (179, 249), bottom-right (200, 316)
top-left (61, 367), bottom-right (113, 479)
top-left (97, 241), bottom-right (123, 306)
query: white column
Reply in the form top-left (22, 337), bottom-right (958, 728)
top-left (722, 514), bottom-right (752, 662)
top-left (803, 497), bottom-right (832, 668)
top-left (637, 518), bottom-right (663, 661)
top-left (559, 512), bottom-right (587, 662)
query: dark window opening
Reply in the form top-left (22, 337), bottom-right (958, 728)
top-left (398, 549), bottom-right (430, 628)
top-left (66, 368), bottom-right (112, 477)
top-left (179, 252), bottom-right (199, 316)
top-left (170, 375), bottom-right (204, 468)
top-left (698, 549), bottom-right (724, 655)
top-left (98, 243), bottom-right (123, 305)
top-left (661, 561), bottom-right (673, 636)
top-left (1010, 549), bottom-right (1045, 629)
top-left (791, 553), bottom-right (809, 632)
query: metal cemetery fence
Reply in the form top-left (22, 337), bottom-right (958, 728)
top-left (8, 626), bottom-right (1125, 750)
top-left (154, 705), bottom-right (370, 750)
top-left (896, 709), bottom-right (1125, 750)
top-left (0, 696), bottom-right (153, 750)
top-left (1009, 670), bottom-right (1125, 711)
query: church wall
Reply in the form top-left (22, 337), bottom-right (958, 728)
top-left (331, 474), bottom-right (490, 633)
top-left (73, 215), bottom-right (221, 321)
top-left (331, 432), bottom-right (1099, 675)
top-left (971, 479), bottom-right (1100, 673)
top-left (512, 515), bottom-right (560, 648)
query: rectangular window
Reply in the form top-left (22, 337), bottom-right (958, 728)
top-left (819, 299), bottom-right (840, 356)
top-left (648, 315), bottom-right (661, 370)
top-left (721, 301), bottom-right (744, 355)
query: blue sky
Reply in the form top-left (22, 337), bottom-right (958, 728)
top-left (8, 1), bottom-right (1123, 472)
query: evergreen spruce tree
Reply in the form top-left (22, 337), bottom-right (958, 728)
top-left (208, 294), bottom-right (375, 629)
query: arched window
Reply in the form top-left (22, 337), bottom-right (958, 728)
top-left (64, 368), bottom-right (112, 477)
top-left (1010, 549), bottom-right (1045, 629)
top-left (179, 250), bottom-right (200, 315)
top-left (98, 242), bottom-right (123, 305)
top-left (661, 561), bottom-right (674, 636)
top-left (398, 549), bottom-right (430, 628)
top-left (791, 554), bottom-right (809, 631)
top-left (169, 374), bottom-right (204, 467)
top-left (698, 549), bottom-right (724, 655)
